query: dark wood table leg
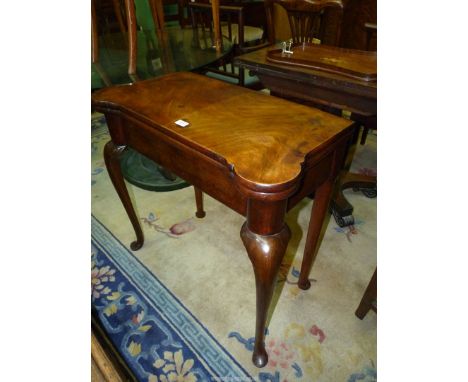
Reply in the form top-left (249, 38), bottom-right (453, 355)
top-left (298, 179), bottom-right (334, 290)
top-left (104, 141), bottom-right (144, 250)
top-left (194, 187), bottom-right (206, 218)
top-left (355, 268), bottom-right (377, 319)
top-left (240, 200), bottom-right (290, 368)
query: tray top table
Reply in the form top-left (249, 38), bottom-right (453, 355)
top-left (234, 43), bottom-right (377, 115)
top-left (92, 72), bottom-right (356, 368)
top-left (266, 42), bottom-right (376, 82)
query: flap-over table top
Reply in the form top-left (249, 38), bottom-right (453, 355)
top-left (92, 72), bottom-right (354, 190)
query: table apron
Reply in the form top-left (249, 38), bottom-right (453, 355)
top-left (116, 114), bottom-right (248, 216)
top-left (256, 72), bottom-right (376, 116)
top-left (104, 111), bottom-right (353, 222)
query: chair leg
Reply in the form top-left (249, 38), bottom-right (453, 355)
top-left (355, 268), bottom-right (377, 319)
top-left (360, 126), bottom-right (369, 145)
top-left (239, 67), bottom-right (245, 86)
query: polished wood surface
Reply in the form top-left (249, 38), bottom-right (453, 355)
top-left (92, 72), bottom-right (355, 367)
top-left (93, 72), bottom-right (353, 189)
top-left (266, 43), bottom-right (376, 82)
top-left (235, 45), bottom-right (376, 114)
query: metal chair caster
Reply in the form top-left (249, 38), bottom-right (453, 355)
top-left (331, 206), bottom-right (355, 227)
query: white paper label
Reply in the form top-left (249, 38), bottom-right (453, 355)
top-left (175, 119), bottom-right (189, 127)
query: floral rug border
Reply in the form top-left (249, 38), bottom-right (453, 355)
top-left (92, 215), bottom-right (254, 381)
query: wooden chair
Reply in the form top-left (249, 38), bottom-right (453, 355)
top-left (355, 268), bottom-right (377, 319)
top-left (92, 0), bottom-right (113, 87)
top-left (265, 0), bottom-right (343, 46)
top-left (188, 0), bottom-right (270, 86)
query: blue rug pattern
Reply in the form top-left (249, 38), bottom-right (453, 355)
top-left (92, 215), bottom-right (254, 382)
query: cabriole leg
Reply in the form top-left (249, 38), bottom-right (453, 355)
top-left (103, 141), bottom-right (144, 250)
top-left (241, 220), bottom-right (290, 368)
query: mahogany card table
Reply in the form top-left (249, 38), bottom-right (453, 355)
top-left (91, 72), bottom-right (356, 368)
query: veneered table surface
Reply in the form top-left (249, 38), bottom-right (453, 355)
top-left (92, 72), bottom-right (354, 187)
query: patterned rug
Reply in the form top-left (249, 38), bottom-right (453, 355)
top-left (91, 112), bottom-right (377, 382)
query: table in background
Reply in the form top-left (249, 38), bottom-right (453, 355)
top-left (234, 44), bottom-right (377, 226)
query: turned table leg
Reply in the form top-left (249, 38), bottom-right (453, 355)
top-left (240, 200), bottom-right (290, 368)
top-left (298, 179), bottom-right (334, 290)
top-left (194, 187), bottom-right (206, 218)
top-left (104, 141), bottom-right (144, 250)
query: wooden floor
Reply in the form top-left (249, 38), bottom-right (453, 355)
top-left (91, 357), bottom-right (107, 382)
top-left (91, 330), bottom-right (124, 382)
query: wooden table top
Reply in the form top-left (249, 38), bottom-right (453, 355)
top-left (235, 44), bottom-right (377, 97)
top-left (266, 43), bottom-right (376, 82)
top-left (92, 72), bottom-right (354, 188)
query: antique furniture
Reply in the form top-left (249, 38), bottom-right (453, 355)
top-left (355, 268), bottom-right (377, 319)
top-left (234, 43), bottom-right (376, 228)
top-left (92, 72), bottom-right (356, 367)
top-left (265, 0), bottom-right (344, 46)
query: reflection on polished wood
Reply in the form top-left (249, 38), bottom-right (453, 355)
top-left (235, 45), bottom-right (376, 115)
top-left (266, 42), bottom-right (376, 82)
top-left (92, 72), bottom-right (355, 367)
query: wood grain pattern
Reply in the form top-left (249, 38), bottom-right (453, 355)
top-left (91, 331), bottom-right (124, 382)
top-left (266, 43), bottom-right (376, 81)
top-left (235, 45), bottom-right (376, 114)
top-left (93, 72), bottom-right (352, 188)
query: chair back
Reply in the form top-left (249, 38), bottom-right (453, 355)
top-left (188, 2), bottom-right (219, 50)
top-left (188, 1), bottom-right (268, 53)
top-left (265, 0), bottom-right (343, 45)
